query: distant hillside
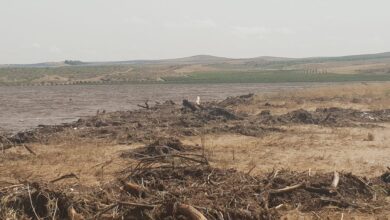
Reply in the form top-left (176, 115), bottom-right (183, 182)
top-left (90, 55), bottom-right (232, 66)
top-left (164, 55), bottom-right (231, 64)
top-left (0, 60), bottom-right (88, 68)
top-left (2, 51), bottom-right (390, 67)
top-left (0, 52), bottom-right (389, 85)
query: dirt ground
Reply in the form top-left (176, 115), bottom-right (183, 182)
top-left (183, 124), bottom-right (390, 177)
top-left (0, 82), bottom-right (390, 219)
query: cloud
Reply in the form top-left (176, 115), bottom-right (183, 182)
top-left (163, 18), bottom-right (217, 29)
top-left (123, 16), bottom-right (148, 25)
top-left (232, 26), bottom-right (269, 38)
top-left (191, 19), bottom-right (217, 28)
top-left (232, 26), bottom-right (295, 39)
top-left (274, 27), bottom-right (295, 35)
top-left (32, 43), bottom-right (41, 49)
top-left (49, 46), bottom-right (62, 54)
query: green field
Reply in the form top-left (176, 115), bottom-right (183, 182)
top-left (1, 68), bottom-right (390, 85)
top-left (163, 70), bottom-right (390, 84)
top-left (1, 52), bottom-right (390, 85)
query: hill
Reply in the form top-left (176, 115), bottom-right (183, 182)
top-left (0, 52), bottom-right (390, 85)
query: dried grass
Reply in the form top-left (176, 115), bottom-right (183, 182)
top-left (259, 82), bottom-right (390, 101)
top-left (365, 133), bottom-right (375, 141)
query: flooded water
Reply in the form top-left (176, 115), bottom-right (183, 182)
top-left (0, 83), bottom-right (333, 133)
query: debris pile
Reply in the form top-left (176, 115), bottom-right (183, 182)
top-left (1, 156), bottom-right (388, 219)
top-left (259, 107), bottom-right (390, 127)
top-left (0, 96), bottom-right (270, 148)
top-left (2, 138), bottom-right (389, 219)
top-left (316, 107), bottom-right (390, 123)
top-left (218, 93), bottom-right (255, 107)
top-left (1, 95), bottom-right (389, 149)
top-left (121, 137), bottom-right (198, 159)
top-left (381, 168), bottom-right (390, 183)
top-left (182, 99), bottom-right (241, 121)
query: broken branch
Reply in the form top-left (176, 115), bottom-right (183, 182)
top-left (50, 173), bottom-right (79, 183)
top-left (269, 183), bottom-right (303, 194)
top-left (137, 100), bottom-right (150, 109)
top-left (331, 171), bottom-right (340, 188)
top-left (23, 145), bottom-right (37, 155)
top-left (176, 203), bottom-right (207, 220)
top-left (122, 182), bottom-right (148, 197)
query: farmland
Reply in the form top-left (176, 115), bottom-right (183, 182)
top-left (163, 70), bottom-right (390, 83)
top-left (1, 52), bottom-right (390, 85)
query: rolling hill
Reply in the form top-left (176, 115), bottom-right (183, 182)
top-left (0, 52), bottom-right (390, 85)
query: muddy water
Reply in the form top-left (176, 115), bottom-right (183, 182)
top-left (0, 83), bottom-right (329, 133)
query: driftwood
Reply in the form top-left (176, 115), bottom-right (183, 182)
top-left (67, 206), bottom-right (85, 220)
top-left (239, 93), bottom-right (254, 99)
top-left (117, 201), bottom-right (156, 209)
top-left (176, 203), bottom-right (207, 220)
top-left (50, 173), bottom-right (79, 183)
top-left (183, 100), bottom-right (200, 111)
top-left (122, 182), bottom-right (148, 198)
top-left (382, 172), bottom-right (390, 183)
top-left (0, 168), bottom-right (384, 219)
top-left (196, 96), bottom-right (201, 105)
top-left (0, 184), bottom-right (24, 192)
top-left (322, 113), bottom-right (332, 123)
top-left (23, 145), bottom-right (37, 155)
top-left (319, 197), bottom-right (358, 208)
top-left (0, 134), bottom-right (14, 151)
top-left (269, 183), bottom-right (303, 194)
top-left (27, 184), bottom-right (40, 220)
top-left (135, 154), bottom-right (209, 167)
top-left (137, 101), bottom-right (150, 109)
top-left (94, 204), bottom-right (119, 219)
top-left (382, 168), bottom-right (390, 183)
top-left (209, 107), bottom-right (240, 120)
top-left (261, 183), bottom-right (304, 210)
top-left (304, 186), bottom-right (336, 196)
top-left (331, 171), bottom-right (340, 188)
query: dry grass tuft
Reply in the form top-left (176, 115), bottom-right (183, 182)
top-left (0, 192), bottom-right (19, 220)
top-left (264, 82), bottom-right (390, 100)
top-left (365, 133), bottom-right (375, 141)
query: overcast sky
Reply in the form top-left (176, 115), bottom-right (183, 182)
top-left (1, 0), bottom-right (390, 64)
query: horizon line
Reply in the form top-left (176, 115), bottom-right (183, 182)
top-left (1, 50), bottom-right (389, 66)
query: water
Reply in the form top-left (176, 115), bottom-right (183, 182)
top-left (0, 83), bottom-right (333, 133)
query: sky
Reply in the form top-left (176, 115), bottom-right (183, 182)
top-left (1, 0), bottom-right (390, 64)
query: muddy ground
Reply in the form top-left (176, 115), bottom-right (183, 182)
top-left (0, 83), bottom-right (390, 219)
